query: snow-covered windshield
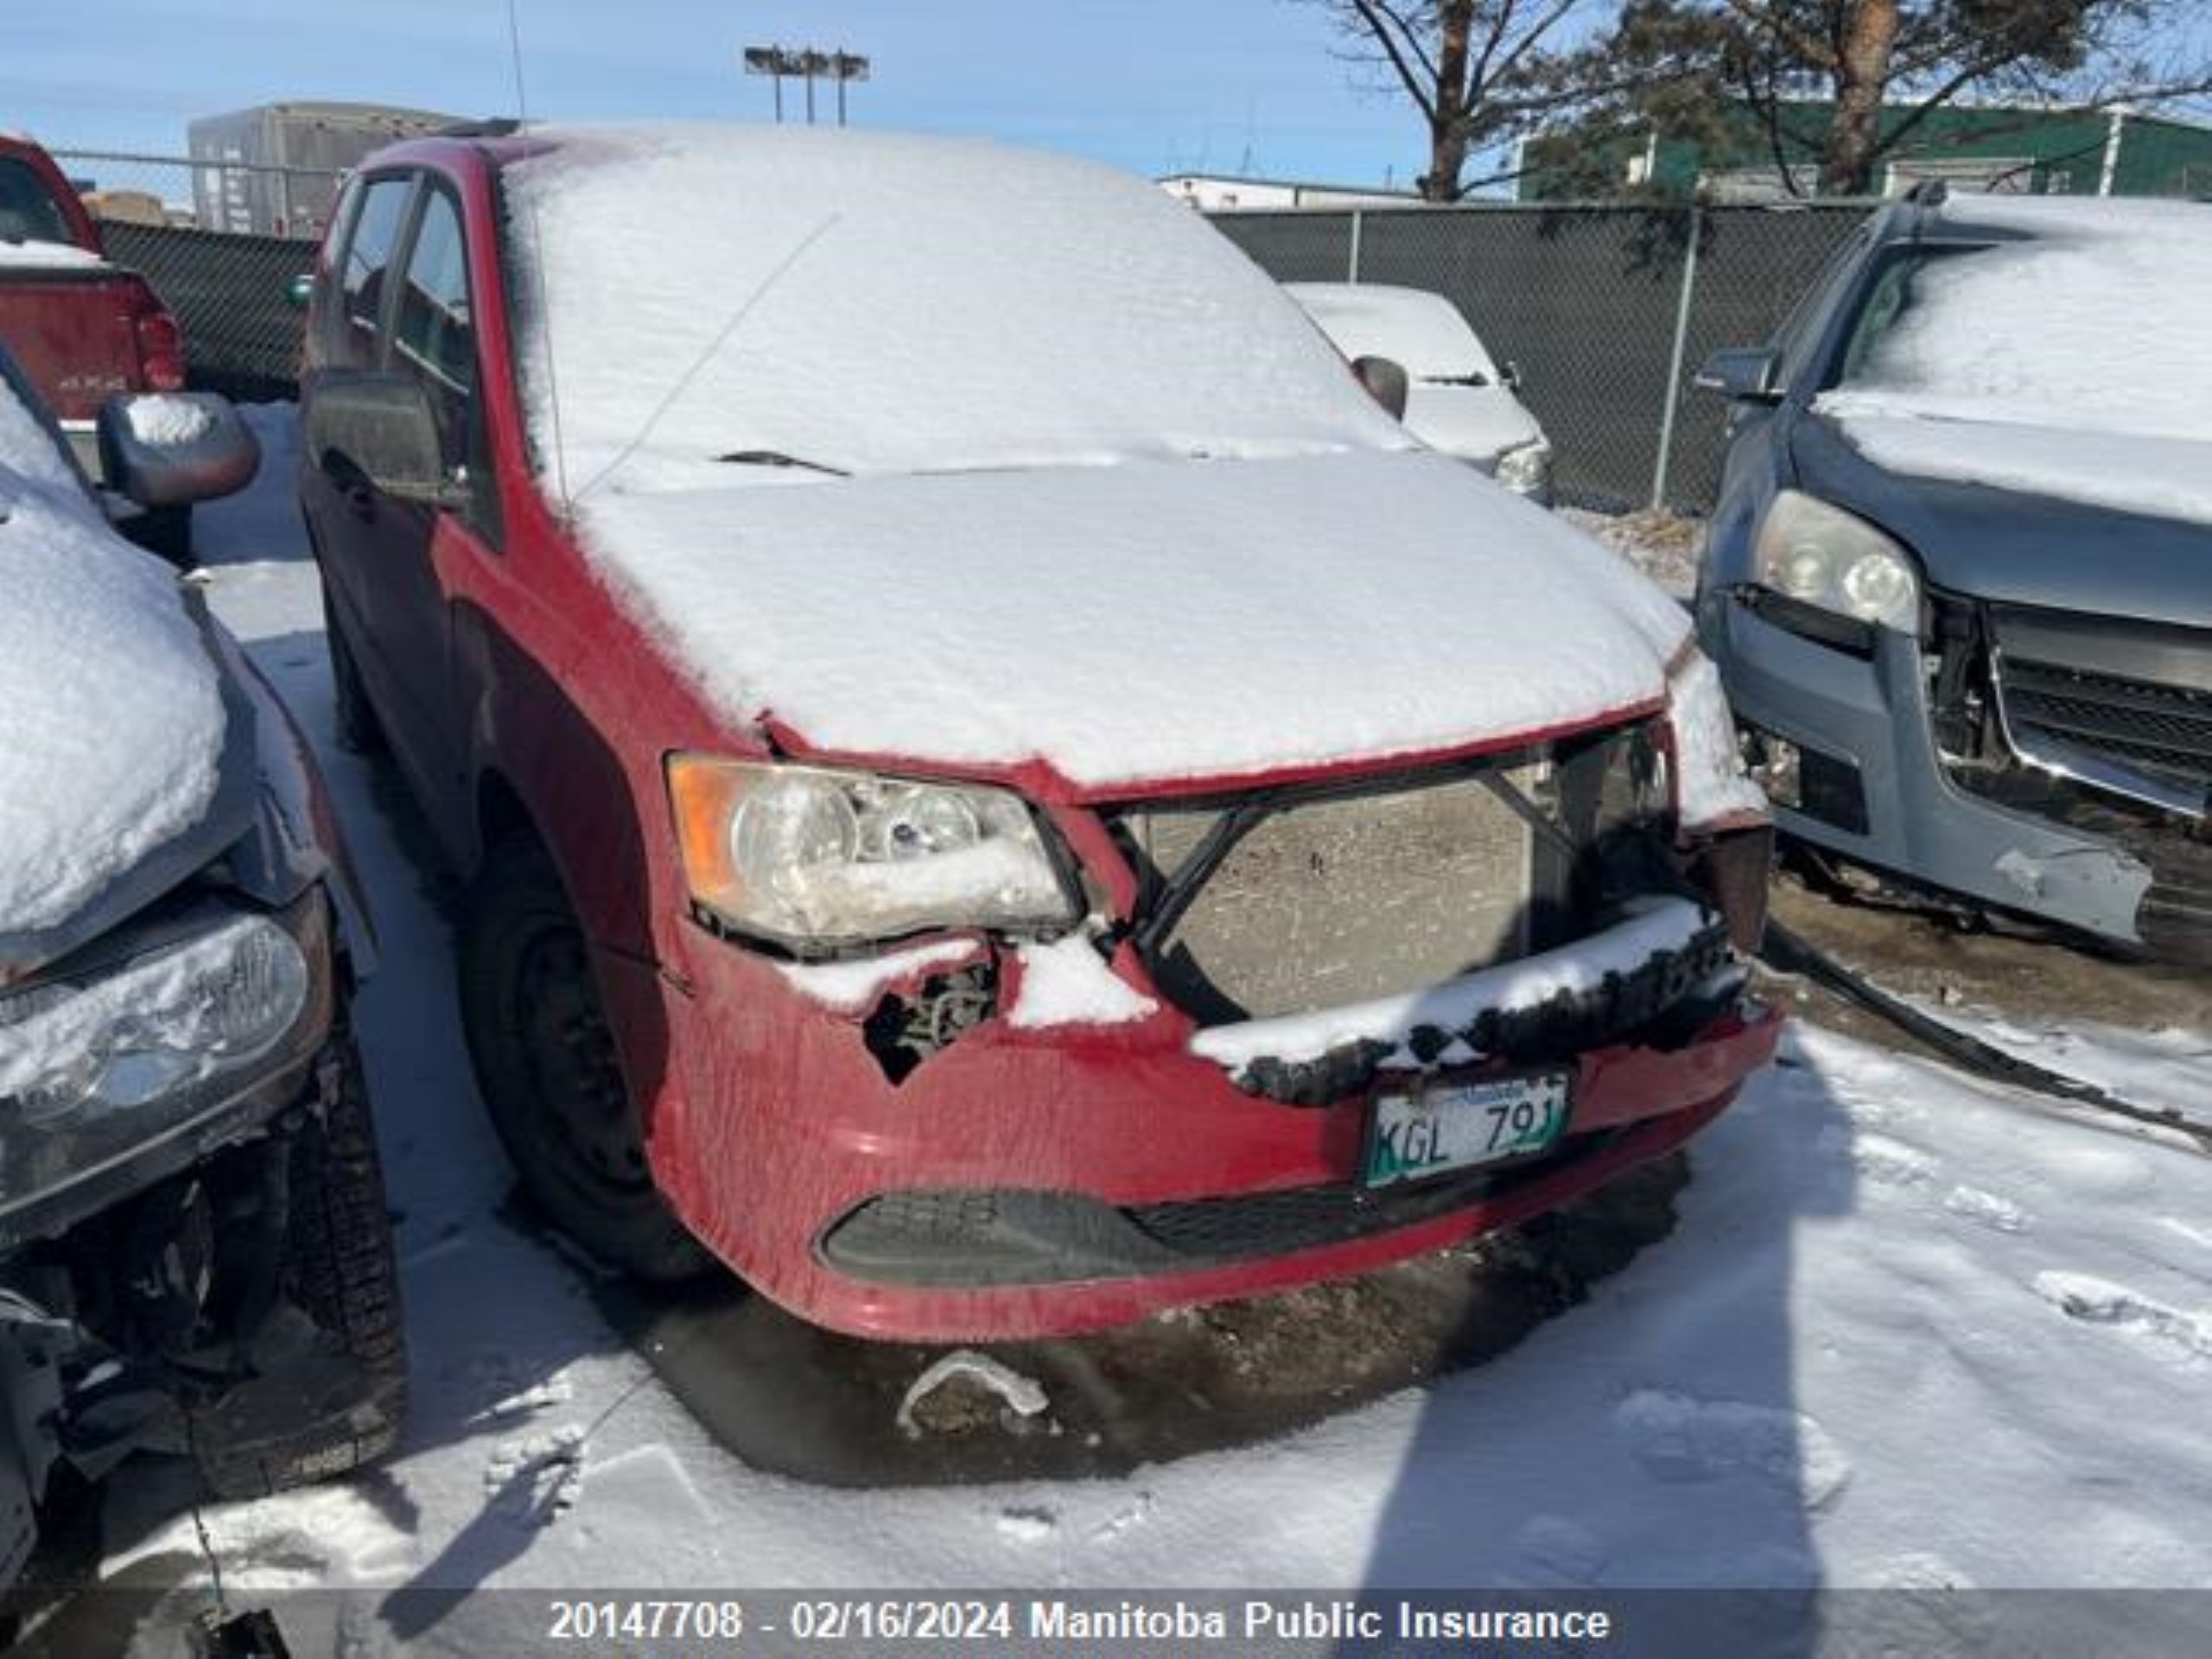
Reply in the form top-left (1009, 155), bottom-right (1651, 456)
top-left (1813, 198), bottom-right (2212, 524)
top-left (1820, 198), bottom-right (2212, 445)
top-left (501, 127), bottom-right (1409, 495)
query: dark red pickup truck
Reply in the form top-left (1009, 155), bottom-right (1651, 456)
top-left (0, 132), bottom-right (190, 550)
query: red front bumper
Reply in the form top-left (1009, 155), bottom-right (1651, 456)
top-left (605, 936), bottom-right (1783, 1342)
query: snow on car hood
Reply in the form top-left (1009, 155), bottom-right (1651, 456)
top-left (1814, 197), bottom-right (2212, 526)
top-left (1821, 412), bottom-right (2212, 530)
top-left (1402, 385), bottom-right (1545, 467)
top-left (0, 387), bottom-right (225, 941)
top-left (573, 448), bottom-right (1693, 791)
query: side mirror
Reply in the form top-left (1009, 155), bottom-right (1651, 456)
top-left (1352, 354), bottom-right (1410, 422)
top-left (304, 373), bottom-right (467, 508)
top-left (1501, 359), bottom-right (1525, 394)
top-left (1693, 346), bottom-right (1783, 404)
top-left (96, 392), bottom-right (259, 506)
top-left (285, 272), bottom-right (315, 310)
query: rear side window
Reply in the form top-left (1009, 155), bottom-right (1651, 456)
top-left (336, 175), bottom-right (414, 370)
top-left (0, 157), bottom-right (73, 245)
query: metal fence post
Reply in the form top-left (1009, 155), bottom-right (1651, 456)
top-left (1649, 204), bottom-right (1702, 511)
top-left (1347, 209), bottom-right (1364, 283)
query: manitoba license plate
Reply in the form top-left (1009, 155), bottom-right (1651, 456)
top-left (1362, 1070), bottom-right (1573, 1189)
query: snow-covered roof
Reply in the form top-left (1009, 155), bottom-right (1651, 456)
top-left (1815, 197), bottom-right (2212, 523)
top-left (503, 125), bottom-right (1413, 493)
top-left (1284, 283), bottom-right (1500, 385)
top-left (0, 238), bottom-right (104, 270)
top-left (0, 379), bottom-right (222, 937)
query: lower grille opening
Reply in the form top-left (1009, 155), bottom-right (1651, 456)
top-left (819, 1145), bottom-right (1605, 1288)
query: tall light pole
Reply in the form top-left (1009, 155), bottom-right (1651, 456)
top-left (743, 46), bottom-right (871, 126)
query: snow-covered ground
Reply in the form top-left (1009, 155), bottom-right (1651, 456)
top-left (77, 410), bottom-right (2212, 1649)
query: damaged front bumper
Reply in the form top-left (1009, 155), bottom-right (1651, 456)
top-left (1705, 588), bottom-right (2195, 951)
top-left (629, 893), bottom-right (1781, 1341)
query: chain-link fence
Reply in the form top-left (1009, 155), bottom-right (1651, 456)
top-left (35, 148), bottom-right (1875, 493)
top-left (48, 149), bottom-right (342, 400)
top-left (1211, 201), bottom-right (1878, 512)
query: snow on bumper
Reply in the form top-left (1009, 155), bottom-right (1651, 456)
top-left (1190, 898), bottom-right (1725, 1090)
top-left (634, 893), bottom-right (1772, 1339)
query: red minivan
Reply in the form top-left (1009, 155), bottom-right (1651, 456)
top-left (299, 124), bottom-right (1783, 1340)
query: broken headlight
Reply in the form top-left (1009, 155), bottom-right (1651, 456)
top-left (1667, 650), bottom-right (1770, 833)
top-left (0, 901), bottom-right (321, 1211)
top-left (668, 756), bottom-right (1080, 952)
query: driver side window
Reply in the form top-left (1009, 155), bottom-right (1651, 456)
top-left (390, 186), bottom-right (499, 541)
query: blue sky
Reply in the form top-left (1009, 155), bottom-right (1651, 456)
top-left (7, 1), bottom-right (1433, 187)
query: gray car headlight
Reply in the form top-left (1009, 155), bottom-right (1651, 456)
top-left (0, 906), bottom-right (317, 1209)
top-left (1495, 439), bottom-right (1551, 499)
top-left (1753, 490), bottom-right (1919, 632)
top-left (669, 756), bottom-right (1080, 952)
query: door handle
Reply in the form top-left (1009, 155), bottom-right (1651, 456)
top-left (320, 450), bottom-right (378, 522)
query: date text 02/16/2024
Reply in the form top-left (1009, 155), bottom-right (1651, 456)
top-left (541, 1597), bottom-right (1618, 1645)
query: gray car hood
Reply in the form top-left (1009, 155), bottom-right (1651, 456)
top-left (1795, 415), bottom-right (2212, 626)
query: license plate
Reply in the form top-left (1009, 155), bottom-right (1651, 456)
top-left (1361, 1070), bottom-right (1573, 1189)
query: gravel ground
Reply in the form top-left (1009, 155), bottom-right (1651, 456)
top-left (1560, 505), bottom-right (1706, 601)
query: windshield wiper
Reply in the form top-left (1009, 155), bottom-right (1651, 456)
top-left (1419, 373), bottom-right (1491, 388)
top-left (714, 448), bottom-right (850, 477)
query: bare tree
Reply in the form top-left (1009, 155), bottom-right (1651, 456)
top-left (1312, 1), bottom-right (1624, 199)
top-left (1593, 0), bottom-right (2212, 196)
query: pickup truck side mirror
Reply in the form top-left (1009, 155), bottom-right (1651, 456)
top-left (1501, 359), bottom-right (1524, 394)
top-left (1352, 354), bottom-right (1410, 422)
top-left (304, 373), bottom-right (469, 509)
top-left (1693, 346), bottom-right (1783, 404)
top-left (96, 392), bottom-right (259, 506)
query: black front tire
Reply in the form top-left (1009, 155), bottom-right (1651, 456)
top-left (460, 836), bottom-right (706, 1282)
top-left (192, 1027), bottom-right (408, 1499)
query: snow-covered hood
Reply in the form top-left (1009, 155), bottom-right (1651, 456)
top-left (1815, 400), bottom-right (2212, 534)
top-left (0, 414), bottom-right (233, 967)
top-left (1794, 415), bottom-right (2212, 627)
top-left (575, 448), bottom-right (1693, 793)
top-left (1402, 385), bottom-right (1545, 468)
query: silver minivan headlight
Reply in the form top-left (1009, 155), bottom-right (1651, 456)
top-left (1495, 439), bottom-right (1551, 499)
